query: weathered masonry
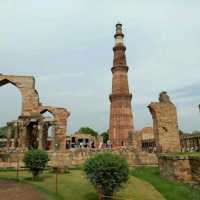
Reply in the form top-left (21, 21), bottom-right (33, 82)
top-left (109, 23), bottom-right (134, 147)
top-left (148, 92), bottom-right (181, 153)
top-left (0, 74), bottom-right (70, 152)
top-left (159, 154), bottom-right (200, 184)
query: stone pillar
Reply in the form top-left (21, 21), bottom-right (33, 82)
top-left (6, 126), bottom-right (12, 148)
top-left (42, 123), bottom-right (49, 150)
top-left (132, 131), bottom-right (142, 151)
top-left (184, 139), bottom-right (187, 152)
top-left (51, 125), bottom-right (56, 151)
top-left (11, 139), bottom-right (15, 148)
top-left (38, 123), bottom-right (43, 150)
top-left (19, 125), bottom-right (27, 149)
top-left (54, 126), bottom-right (66, 152)
top-left (14, 125), bottom-right (19, 148)
top-left (198, 137), bottom-right (200, 151)
top-left (148, 92), bottom-right (181, 153)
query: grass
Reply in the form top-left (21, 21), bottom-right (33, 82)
top-left (1, 167), bottom-right (199, 200)
top-left (131, 167), bottom-right (200, 200)
top-left (116, 176), bottom-right (165, 200)
top-left (173, 152), bottom-right (200, 156)
top-left (0, 170), bottom-right (165, 200)
top-left (0, 170), bottom-right (97, 200)
top-left (161, 152), bottom-right (200, 157)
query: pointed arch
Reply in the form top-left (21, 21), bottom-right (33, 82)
top-left (0, 80), bottom-right (22, 125)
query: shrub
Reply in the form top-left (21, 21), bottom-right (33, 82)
top-left (23, 149), bottom-right (49, 180)
top-left (84, 152), bottom-right (129, 200)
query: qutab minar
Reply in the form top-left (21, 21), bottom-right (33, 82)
top-left (109, 23), bottom-right (134, 147)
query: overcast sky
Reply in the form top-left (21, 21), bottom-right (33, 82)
top-left (0, 0), bottom-right (200, 134)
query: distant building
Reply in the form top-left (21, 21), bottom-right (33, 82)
top-left (180, 132), bottom-right (200, 152)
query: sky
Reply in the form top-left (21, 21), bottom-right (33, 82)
top-left (0, 0), bottom-right (200, 134)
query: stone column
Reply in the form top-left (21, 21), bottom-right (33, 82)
top-left (6, 126), bottom-right (12, 148)
top-left (38, 124), bottom-right (43, 150)
top-left (14, 125), bottom-right (18, 148)
top-left (19, 125), bottom-right (27, 149)
top-left (54, 126), bottom-right (66, 152)
top-left (186, 139), bottom-right (190, 151)
top-left (51, 125), bottom-right (56, 151)
top-left (11, 139), bottom-right (15, 148)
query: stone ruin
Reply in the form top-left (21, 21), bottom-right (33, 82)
top-left (159, 154), bottom-right (200, 185)
top-left (147, 92), bottom-right (200, 185)
top-left (0, 74), bottom-right (198, 171)
top-left (0, 74), bottom-right (70, 152)
top-left (0, 74), bottom-right (187, 166)
top-left (0, 24), bottom-right (199, 171)
top-left (148, 91), bottom-right (181, 153)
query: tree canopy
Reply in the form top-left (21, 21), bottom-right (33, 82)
top-left (101, 131), bottom-right (109, 144)
top-left (0, 126), bottom-right (8, 138)
top-left (0, 126), bottom-right (17, 138)
top-left (78, 127), bottom-right (98, 137)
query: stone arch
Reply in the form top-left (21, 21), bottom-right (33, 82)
top-left (0, 78), bottom-right (17, 87)
top-left (0, 75), bottom-right (40, 116)
top-left (38, 106), bottom-right (70, 151)
top-left (38, 107), bottom-right (70, 123)
top-left (0, 79), bottom-right (22, 124)
top-left (40, 108), bottom-right (56, 118)
top-left (40, 109), bottom-right (55, 150)
top-left (41, 110), bottom-right (54, 119)
top-left (0, 74), bottom-right (71, 153)
top-left (26, 121), bottom-right (39, 149)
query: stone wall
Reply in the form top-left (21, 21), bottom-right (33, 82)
top-left (159, 154), bottom-right (200, 184)
top-left (189, 156), bottom-right (200, 183)
top-left (0, 149), bottom-right (158, 169)
top-left (148, 92), bottom-right (181, 153)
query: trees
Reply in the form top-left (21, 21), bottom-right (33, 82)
top-left (0, 126), bottom-right (17, 138)
top-left (101, 131), bottom-right (109, 144)
top-left (192, 130), bottom-right (200, 134)
top-left (23, 149), bottom-right (49, 180)
top-left (0, 126), bottom-right (7, 138)
top-left (78, 127), bottom-right (98, 137)
top-left (84, 152), bottom-right (129, 200)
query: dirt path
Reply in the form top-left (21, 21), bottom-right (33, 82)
top-left (0, 180), bottom-right (48, 200)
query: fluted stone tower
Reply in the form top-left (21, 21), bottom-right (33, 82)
top-left (109, 23), bottom-right (134, 147)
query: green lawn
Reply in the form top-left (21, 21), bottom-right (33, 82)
top-left (131, 167), bottom-right (200, 200)
top-left (164, 152), bottom-right (200, 157)
top-left (0, 167), bottom-right (199, 200)
top-left (0, 169), bottom-right (164, 200)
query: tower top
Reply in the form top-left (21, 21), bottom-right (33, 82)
top-left (114, 23), bottom-right (124, 45)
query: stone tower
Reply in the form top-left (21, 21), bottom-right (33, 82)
top-left (109, 23), bottom-right (134, 147)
